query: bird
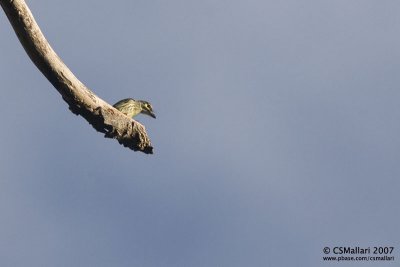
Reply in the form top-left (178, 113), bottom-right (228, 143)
top-left (113, 98), bottom-right (156, 119)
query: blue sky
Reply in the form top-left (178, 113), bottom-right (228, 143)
top-left (1, 0), bottom-right (399, 266)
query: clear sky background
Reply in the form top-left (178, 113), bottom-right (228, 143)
top-left (1, 0), bottom-right (399, 266)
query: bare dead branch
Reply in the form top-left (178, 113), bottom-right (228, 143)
top-left (0, 0), bottom-right (153, 154)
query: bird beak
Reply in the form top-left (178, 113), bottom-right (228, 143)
top-left (143, 110), bottom-right (156, 119)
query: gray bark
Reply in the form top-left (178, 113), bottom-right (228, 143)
top-left (0, 0), bottom-right (153, 154)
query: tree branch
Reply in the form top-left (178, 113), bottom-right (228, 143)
top-left (0, 0), bottom-right (153, 154)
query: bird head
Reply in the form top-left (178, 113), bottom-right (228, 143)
top-left (139, 100), bottom-right (156, 119)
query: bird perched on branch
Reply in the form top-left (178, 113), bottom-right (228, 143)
top-left (113, 98), bottom-right (156, 119)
